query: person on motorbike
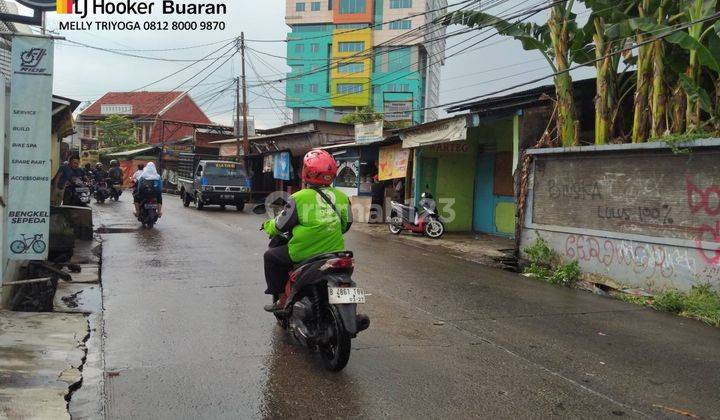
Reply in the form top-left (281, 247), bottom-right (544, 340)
top-left (133, 162), bottom-right (163, 218)
top-left (52, 157), bottom-right (84, 206)
top-left (93, 163), bottom-right (109, 182)
top-left (262, 149), bottom-right (352, 313)
top-left (108, 160), bottom-right (123, 185)
top-left (131, 163), bottom-right (145, 188)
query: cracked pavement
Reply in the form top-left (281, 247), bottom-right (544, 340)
top-left (95, 195), bottom-right (720, 419)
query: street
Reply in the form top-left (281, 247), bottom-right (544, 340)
top-left (95, 195), bottom-right (720, 419)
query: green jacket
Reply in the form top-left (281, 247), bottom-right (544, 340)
top-left (263, 187), bottom-right (352, 262)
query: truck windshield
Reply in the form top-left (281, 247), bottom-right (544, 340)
top-left (204, 163), bottom-right (247, 186)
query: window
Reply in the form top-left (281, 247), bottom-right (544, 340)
top-left (311, 1), bottom-right (321, 10)
top-left (294, 84), bottom-right (304, 93)
top-left (336, 23), bottom-right (369, 29)
top-left (338, 41), bottom-right (364, 52)
top-left (310, 43), bottom-right (319, 53)
top-left (328, 0), bottom-right (332, 9)
top-left (339, 0), bottom-right (365, 14)
top-left (295, 2), bottom-right (305, 11)
top-left (389, 20), bottom-right (412, 30)
top-left (338, 62), bottom-right (365, 73)
top-left (337, 83), bottom-right (363, 94)
top-left (309, 84), bottom-right (319, 93)
top-left (294, 44), bottom-right (305, 53)
top-left (390, 0), bottom-right (411, 8)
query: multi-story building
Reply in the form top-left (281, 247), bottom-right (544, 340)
top-left (285, 0), bottom-right (447, 125)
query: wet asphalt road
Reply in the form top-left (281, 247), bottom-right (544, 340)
top-left (95, 194), bottom-right (720, 419)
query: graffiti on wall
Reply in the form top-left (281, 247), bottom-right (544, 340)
top-left (688, 177), bottom-right (720, 266)
top-left (563, 234), bottom-right (719, 283)
top-left (532, 152), bottom-right (720, 268)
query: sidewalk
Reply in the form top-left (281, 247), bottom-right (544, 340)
top-left (0, 238), bottom-right (104, 420)
top-left (353, 223), bottom-right (517, 269)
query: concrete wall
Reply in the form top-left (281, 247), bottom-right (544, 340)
top-left (521, 140), bottom-right (720, 292)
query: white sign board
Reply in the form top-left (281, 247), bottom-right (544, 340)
top-left (101, 104), bottom-right (133, 115)
top-left (400, 117), bottom-right (467, 148)
top-left (6, 36), bottom-right (54, 261)
top-left (355, 120), bottom-right (384, 144)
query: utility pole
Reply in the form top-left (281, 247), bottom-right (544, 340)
top-left (234, 75), bottom-right (240, 155)
top-left (240, 32), bottom-right (250, 157)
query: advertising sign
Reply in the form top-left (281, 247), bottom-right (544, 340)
top-left (7, 36), bottom-right (54, 261)
top-left (378, 145), bottom-right (410, 181)
top-left (355, 120), bottom-right (384, 145)
top-left (273, 152), bottom-right (292, 181)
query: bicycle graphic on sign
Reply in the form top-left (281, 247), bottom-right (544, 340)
top-left (10, 233), bottom-right (47, 255)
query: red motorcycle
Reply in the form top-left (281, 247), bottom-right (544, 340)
top-left (388, 191), bottom-right (445, 239)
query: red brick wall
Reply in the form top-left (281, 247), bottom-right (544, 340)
top-left (149, 95), bottom-right (212, 144)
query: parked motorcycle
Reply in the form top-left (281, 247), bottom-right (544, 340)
top-left (388, 191), bottom-right (445, 239)
top-left (63, 177), bottom-right (91, 207)
top-left (264, 232), bottom-right (370, 371)
top-left (94, 179), bottom-right (111, 204)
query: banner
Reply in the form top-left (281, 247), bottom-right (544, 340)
top-left (378, 145), bottom-right (410, 181)
top-left (355, 120), bottom-right (384, 144)
top-left (7, 36), bottom-right (54, 261)
top-left (400, 116), bottom-right (467, 148)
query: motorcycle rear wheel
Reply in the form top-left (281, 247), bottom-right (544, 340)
top-left (320, 305), bottom-right (351, 371)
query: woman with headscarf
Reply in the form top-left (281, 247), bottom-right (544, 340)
top-left (133, 162), bottom-right (163, 217)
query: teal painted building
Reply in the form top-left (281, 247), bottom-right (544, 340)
top-left (284, 0), bottom-right (447, 125)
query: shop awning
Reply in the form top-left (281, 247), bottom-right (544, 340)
top-left (104, 146), bottom-right (159, 159)
top-left (400, 115), bottom-right (468, 148)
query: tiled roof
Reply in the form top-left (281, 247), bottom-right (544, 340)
top-left (81, 91), bottom-right (185, 117)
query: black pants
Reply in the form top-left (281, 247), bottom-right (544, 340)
top-left (264, 245), bottom-right (293, 296)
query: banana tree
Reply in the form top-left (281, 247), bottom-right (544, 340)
top-left (683, 0), bottom-right (719, 131)
top-left (438, 1), bottom-right (588, 147)
top-left (621, 1), bottom-right (720, 134)
top-left (580, 0), bottom-right (638, 144)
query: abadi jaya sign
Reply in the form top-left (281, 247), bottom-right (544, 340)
top-left (6, 35), bottom-right (55, 260)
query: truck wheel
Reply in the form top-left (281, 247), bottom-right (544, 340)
top-left (236, 201), bottom-right (245, 212)
top-left (182, 192), bottom-right (191, 207)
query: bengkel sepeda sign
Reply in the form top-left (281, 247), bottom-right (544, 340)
top-left (6, 36), bottom-right (55, 261)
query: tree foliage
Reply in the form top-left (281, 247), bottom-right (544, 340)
top-left (441, 0), bottom-right (720, 145)
top-left (339, 106), bottom-right (411, 130)
top-left (96, 114), bottom-right (138, 147)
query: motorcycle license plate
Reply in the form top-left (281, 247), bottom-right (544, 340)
top-left (328, 287), bottom-right (366, 304)
top-left (144, 203), bottom-right (159, 209)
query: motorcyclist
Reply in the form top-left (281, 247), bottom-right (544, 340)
top-left (93, 163), bottom-right (109, 183)
top-left (83, 163), bottom-right (94, 181)
top-left (108, 160), bottom-right (123, 183)
top-left (262, 149), bottom-right (352, 313)
top-left (133, 162), bottom-right (163, 218)
top-left (52, 157), bottom-right (85, 206)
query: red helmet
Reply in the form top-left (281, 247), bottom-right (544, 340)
top-left (301, 149), bottom-right (337, 186)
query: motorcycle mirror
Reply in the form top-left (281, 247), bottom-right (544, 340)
top-left (252, 204), bottom-right (267, 215)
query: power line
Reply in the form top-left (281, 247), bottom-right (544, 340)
top-left (56, 37), bottom-right (237, 63)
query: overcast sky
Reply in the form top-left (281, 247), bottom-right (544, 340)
top-left (12, 0), bottom-right (593, 129)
